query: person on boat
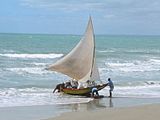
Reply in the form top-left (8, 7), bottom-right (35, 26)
top-left (107, 78), bottom-right (114, 98)
top-left (71, 79), bottom-right (78, 88)
top-left (86, 80), bottom-right (92, 87)
top-left (86, 80), bottom-right (96, 87)
top-left (53, 83), bottom-right (65, 93)
top-left (91, 87), bottom-right (99, 97)
top-left (65, 81), bottom-right (72, 88)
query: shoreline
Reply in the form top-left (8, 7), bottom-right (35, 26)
top-left (0, 97), bottom-right (160, 120)
top-left (45, 103), bottom-right (160, 120)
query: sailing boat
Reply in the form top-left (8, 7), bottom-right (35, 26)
top-left (47, 17), bottom-right (107, 96)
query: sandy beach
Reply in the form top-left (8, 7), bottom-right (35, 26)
top-left (45, 103), bottom-right (160, 120)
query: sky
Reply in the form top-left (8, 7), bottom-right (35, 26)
top-left (1, 0), bottom-right (160, 35)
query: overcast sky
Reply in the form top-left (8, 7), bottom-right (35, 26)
top-left (1, 0), bottom-right (160, 35)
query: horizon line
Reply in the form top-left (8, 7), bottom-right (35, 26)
top-left (0, 32), bottom-right (160, 36)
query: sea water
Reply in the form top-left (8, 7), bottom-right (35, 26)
top-left (0, 33), bottom-right (160, 108)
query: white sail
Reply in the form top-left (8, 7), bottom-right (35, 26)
top-left (48, 17), bottom-right (100, 82)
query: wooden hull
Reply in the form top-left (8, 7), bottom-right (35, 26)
top-left (62, 84), bottom-right (107, 96)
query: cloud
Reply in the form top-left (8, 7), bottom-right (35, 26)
top-left (104, 14), bottom-right (115, 19)
top-left (21, 0), bottom-right (105, 12)
top-left (20, 0), bottom-right (160, 19)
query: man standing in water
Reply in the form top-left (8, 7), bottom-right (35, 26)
top-left (107, 78), bottom-right (114, 98)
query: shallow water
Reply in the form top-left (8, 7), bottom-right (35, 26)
top-left (0, 33), bottom-right (160, 108)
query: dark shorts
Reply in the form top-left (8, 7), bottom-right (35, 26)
top-left (110, 87), bottom-right (114, 92)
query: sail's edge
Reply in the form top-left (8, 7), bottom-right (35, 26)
top-left (47, 17), bottom-right (100, 81)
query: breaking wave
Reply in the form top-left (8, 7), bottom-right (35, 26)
top-left (97, 50), bottom-right (115, 53)
top-left (114, 85), bottom-right (160, 98)
top-left (0, 53), bottom-right (63, 59)
top-left (0, 87), bottom-right (93, 107)
top-left (0, 83), bottom-right (160, 108)
top-left (97, 49), bottom-right (160, 54)
top-left (0, 49), bottom-right (16, 53)
top-left (105, 58), bottom-right (160, 72)
top-left (100, 83), bottom-right (160, 98)
top-left (5, 67), bottom-right (52, 75)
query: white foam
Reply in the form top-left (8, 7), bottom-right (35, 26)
top-left (0, 88), bottom-right (52, 107)
top-left (1, 49), bottom-right (15, 53)
top-left (97, 48), bottom-right (160, 54)
top-left (0, 84), bottom-right (160, 108)
top-left (0, 53), bottom-right (63, 59)
top-left (105, 59), bottom-right (160, 72)
top-left (5, 67), bottom-right (51, 75)
top-left (0, 88), bottom-right (92, 107)
top-left (149, 59), bottom-right (160, 64)
top-left (97, 50), bottom-right (115, 53)
top-left (31, 63), bottom-right (47, 66)
top-left (100, 84), bottom-right (160, 98)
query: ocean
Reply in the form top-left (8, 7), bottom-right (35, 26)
top-left (0, 33), bottom-right (160, 109)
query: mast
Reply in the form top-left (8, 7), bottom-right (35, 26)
top-left (89, 17), bottom-right (95, 79)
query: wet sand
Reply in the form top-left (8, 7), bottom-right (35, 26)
top-left (45, 103), bottom-right (160, 120)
